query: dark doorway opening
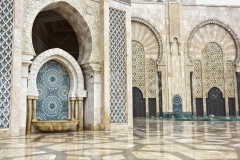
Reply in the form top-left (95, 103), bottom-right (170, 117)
top-left (207, 87), bottom-right (225, 116)
top-left (228, 98), bottom-right (236, 116)
top-left (132, 87), bottom-right (145, 117)
top-left (196, 98), bottom-right (203, 116)
top-left (148, 98), bottom-right (156, 117)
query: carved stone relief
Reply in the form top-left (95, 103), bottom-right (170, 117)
top-left (169, 3), bottom-right (180, 41)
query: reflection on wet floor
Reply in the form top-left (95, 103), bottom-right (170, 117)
top-left (0, 117), bottom-right (240, 159)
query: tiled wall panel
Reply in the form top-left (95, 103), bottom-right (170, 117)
top-left (0, 0), bottom-right (14, 129)
top-left (109, 8), bottom-right (126, 123)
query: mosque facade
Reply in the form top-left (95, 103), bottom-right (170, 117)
top-left (1, 0), bottom-right (240, 136)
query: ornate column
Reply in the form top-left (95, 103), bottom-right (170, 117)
top-left (26, 97), bottom-right (32, 134)
top-left (77, 97), bottom-right (83, 130)
top-left (190, 72), bottom-right (194, 116)
top-left (69, 97), bottom-right (76, 121)
top-left (32, 97), bottom-right (38, 122)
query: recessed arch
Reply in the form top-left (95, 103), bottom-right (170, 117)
top-left (28, 48), bottom-right (86, 98)
top-left (23, 0), bottom-right (98, 65)
top-left (186, 19), bottom-right (240, 65)
top-left (131, 17), bottom-right (164, 64)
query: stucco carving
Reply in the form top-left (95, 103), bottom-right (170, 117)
top-left (148, 59), bottom-right (156, 98)
top-left (23, 0), bottom-right (99, 64)
top-left (203, 43), bottom-right (224, 96)
top-left (131, 17), bottom-right (164, 65)
top-left (193, 60), bottom-right (203, 98)
top-left (132, 40), bottom-right (145, 96)
top-left (186, 19), bottom-right (240, 65)
top-left (226, 60), bottom-right (235, 98)
top-left (28, 48), bottom-right (86, 97)
top-left (169, 3), bottom-right (180, 41)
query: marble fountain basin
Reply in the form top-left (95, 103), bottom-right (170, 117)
top-left (32, 120), bottom-right (79, 132)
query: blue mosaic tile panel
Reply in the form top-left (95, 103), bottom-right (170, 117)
top-left (0, 0), bottom-right (14, 129)
top-left (109, 8), bottom-right (126, 123)
top-left (119, 0), bottom-right (131, 4)
top-left (173, 95), bottom-right (182, 114)
top-left (36, 60), bottom-right (70, 120)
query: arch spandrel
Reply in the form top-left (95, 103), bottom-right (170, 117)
top-left (23, 0), bottom-right (100, 65)
top-left (28, 48), bottom-right (86, 98)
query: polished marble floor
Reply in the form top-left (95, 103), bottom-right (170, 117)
top-left (1, 118), bottom-right (240, 160)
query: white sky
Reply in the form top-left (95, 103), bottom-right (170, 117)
top-left (196, 0), bottom-right (240, 5)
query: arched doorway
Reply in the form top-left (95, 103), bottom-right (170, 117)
top-left (32, 10), bottom-right (79, 60)
top-left (207, 87), bottom-right (225, 116)
top-left (36, 60), bottom-right (70, 120)
top-left (132, 87), bottom-right (145, 117)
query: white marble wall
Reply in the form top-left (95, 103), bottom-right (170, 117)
top-left (3, 0), bottom-right (240, 137)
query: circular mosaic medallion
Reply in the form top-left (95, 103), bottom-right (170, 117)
top-left (36, 60), bottom-right (70, 120)
top-left (172, 95), bottom-right (182, 104)
top-left (43, 69), bottom-right (62, 89)
top-left (42, 96), bottom-right (62, 117)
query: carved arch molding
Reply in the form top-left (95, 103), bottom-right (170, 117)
top-left (131, 17), bottom-right (164, 64)
top-left (23, 0), bottom-right (100, 64)
top-left (186, 19), bottom-right (240, 65)
top-left (28, 48), bottom-right (87, 97)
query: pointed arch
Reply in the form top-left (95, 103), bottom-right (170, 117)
top-left (28, 48), bottom-right (86, 97)
top-left (131, 17), bottom-right (164, 64)
top-left (186, 19), bottom-right (240, 65)
top-left (23, 0), bottom-right (99, 64)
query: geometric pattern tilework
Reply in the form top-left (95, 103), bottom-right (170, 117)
top-left (109, 8), bottom-right (126, 123)
top-left (203, 43), bottom-right (225, 96)
top-left (1, 119), bottom-right (240, 159)
top-left (193, 60), bottom-right (203, 98)
top-left (2, 119), bottom-right (240, 159)
top-left (36, 60), bottom-right (70, 120)
top-left (132, 41), bottom-right (145, 96)
top-left (169, 3), bottom-right (180, 40)
top-left (147, 59), bottom-right (156, 98)
top-left (0, 0), bottom-right (14, 129)
top-left (226, 61), bottom-right (235, 98)
top-left (172, 95), bottom-right (182, 114)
